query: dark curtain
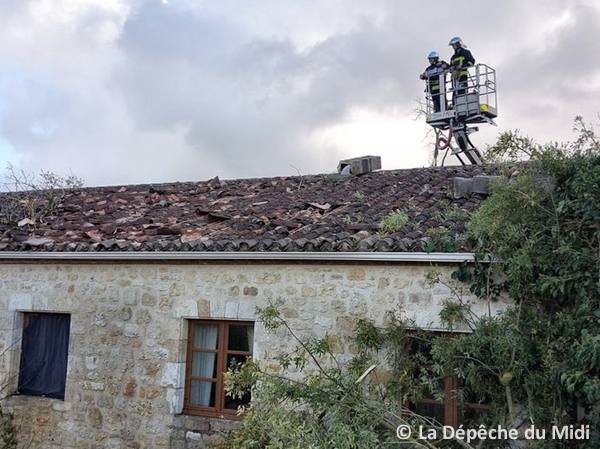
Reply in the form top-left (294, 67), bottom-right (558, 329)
top-left (18, 313), bottom-right (71, 400)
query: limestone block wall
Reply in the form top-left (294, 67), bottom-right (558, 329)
top-left (0, 261), bottom-right (511, 449)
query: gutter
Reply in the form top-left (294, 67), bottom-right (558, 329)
top-left (0, 251), bottom-right (479, 263)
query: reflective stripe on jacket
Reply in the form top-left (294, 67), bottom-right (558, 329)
top-left (424, 61), bottom-right (448, 91)
top-left (451, 47), bottom-right (475, 79)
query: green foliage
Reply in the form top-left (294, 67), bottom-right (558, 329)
top-left (438, 301), bottom-right (464, 329)
top-left (470, 120), bottom-right (600, 306)
top-left (219, 117), bottom-right (600, 448)
top-left (424, 226), bottom-right (458, 253)
top-left (379, 210), bottom-right (410, 234)
top-left (483, 129), bottom-right (544, 163)
top-left (353, 191), bottom-right (365, 202)
top-left (431, 205), bottom-right (469, 224)
top-left (342, 212), bottom-right (366, 225)
top-left (425, 206), bottom-right (469, 252)
top-left (444, 205), bottom-right (469, 222)
top-left (0, 406), bottom-right (16, 449)
top-left (354, 319), bottom-right (384, 352)
top-left (217, 307), bottom-right (479, 449)
top-left (461, 116), bottom-right (600, 446)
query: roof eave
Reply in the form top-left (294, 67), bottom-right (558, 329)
top-left (0, 251), bottom-right (480, 263)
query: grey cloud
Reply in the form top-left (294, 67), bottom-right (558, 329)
top-left (111, 3), bottom-right (418, 177)
top-left (0, 0), bottom-right (598, 186)
top-left (505, 4), bottom-right (600, 80)
top-left (497, 3), bottom-right (600, 137)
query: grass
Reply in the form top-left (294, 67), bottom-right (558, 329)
top-left (379, 210), bottom-right (410, 233)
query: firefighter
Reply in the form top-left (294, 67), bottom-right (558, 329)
top-left (419, 51), bottom-right (448, 113)
top-left (448, 37), bottom-right (475, 98)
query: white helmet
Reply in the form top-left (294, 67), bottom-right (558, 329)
top-left (427, 51), bottom-right (439, 60)
top-left (448, 36), bottom-right (463, 46)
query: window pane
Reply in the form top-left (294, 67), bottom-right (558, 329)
top-left (193, 324), bottom-right (219, 349)
top-left (192, 352), bottom-right (218, 379)
top-left (419, 371), bottom-right (446, 400)
top-left (223, 354), bottom-right (252, 409)
top-left (227, 354), bottom-right (251, 370)
top-left (189, 380), bottom-right (216, 407)
top-left (457, 378), bottom-right (492, 404)
top-left (407, 337), bottom-right (435, 365)
top-left (228, 325), bottom-right (253, 352)
top-left (413, 402), bottom-right (446, 425)
top-left (407, 337), bottom-right (433, 355)
top-left (459, 407), bottom-right (489, 428)
top-left (225, 388), bottom-right (251, 410)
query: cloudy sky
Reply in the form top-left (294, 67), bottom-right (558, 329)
top-left (0, 0), bottom-right (598, 187)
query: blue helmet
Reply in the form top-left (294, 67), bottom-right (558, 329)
top-left (427, 51), bottom-right (439, 60)
top-left (448, 36), bottom-right (463, 46)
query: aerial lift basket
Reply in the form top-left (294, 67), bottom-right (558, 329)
top-left (423, 64), bottom-right (497, 165)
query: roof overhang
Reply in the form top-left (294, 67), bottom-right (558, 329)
top-left (0, 251), bottom-right (480, 263)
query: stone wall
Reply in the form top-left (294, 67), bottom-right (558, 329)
top-left (0, 261), bottom-right (511, 449)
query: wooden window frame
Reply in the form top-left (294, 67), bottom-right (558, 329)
top-left (415, 373), bottom-right (490, 429)
top-left (183, 320), bottom-right (253, 419)
top-left (407, 333), bottom-right (490, 429)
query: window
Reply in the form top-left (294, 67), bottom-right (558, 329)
top-left (184, 320), bottom-right (254, 418)
top-left (407, 334), bottom-right (490, 429)
top-left (18, 313), bottom-right (71, 400)
top-left (411, 375), bottom-right (490, 429)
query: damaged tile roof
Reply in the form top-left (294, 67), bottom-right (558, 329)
top-left (0, 165), bottom-right (506, 253)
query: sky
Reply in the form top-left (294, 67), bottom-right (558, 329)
top-left (0, 0), bottom-right (599, 187)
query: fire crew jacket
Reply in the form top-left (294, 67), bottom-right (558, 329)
top-left (423, 61), bottom-right (449, 93)
top-left (451, 47), bottom-right (475, 80)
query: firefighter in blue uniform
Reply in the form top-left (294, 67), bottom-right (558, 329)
top-left (448, 37), bottom-right (475, 98)
top-left (419, 51), bottom-right (448, 113)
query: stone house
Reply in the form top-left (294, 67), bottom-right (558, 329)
top-left (0, 163), bottom-right (510, 448)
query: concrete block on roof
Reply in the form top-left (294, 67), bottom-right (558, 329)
top-left (338, 156), bottom-right (382, 175)
top-left (472, 175), bottom-right (502, 194)
top-left (453, 177), bottom-right (473, 198)
top-left (533, 174), bottom-right (555, 192)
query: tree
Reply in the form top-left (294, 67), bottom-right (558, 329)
top-left (217, 305), bottom-right (478, 449)
top-left (447, 116), bottom-right (600, 447)
top-left (0, 164), bottom-right (83, 228)
top-left (394, 116), bottom-right (600, 448)
top-left (218, 117), bottom-right (600, 448)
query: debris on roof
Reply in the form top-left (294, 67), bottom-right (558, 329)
top-left (0, 165), bottom-right (509, 253)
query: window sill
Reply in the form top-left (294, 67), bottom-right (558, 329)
top-left (182, 407), bottom-right (245, 421)
top-left (6, 395), bottom-right (72, 412)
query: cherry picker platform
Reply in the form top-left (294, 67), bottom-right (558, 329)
top-left (424, 64), bottom-right (497, 165)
